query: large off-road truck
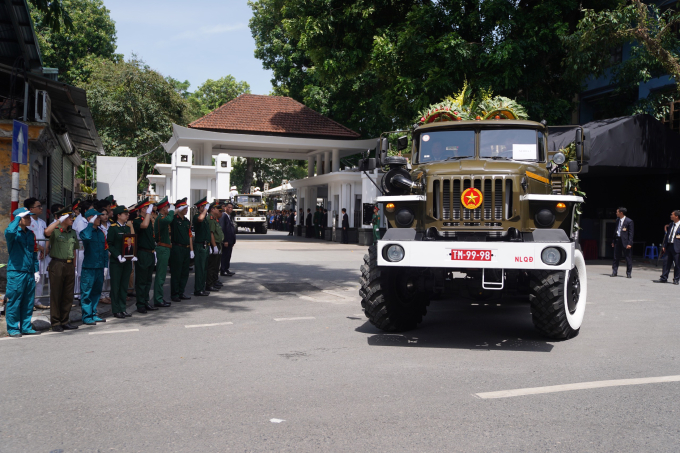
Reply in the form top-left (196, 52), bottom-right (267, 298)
top-left (233, 193), bottom-right (268, 234)
top-left (359, 119), bottom-right (589, 340)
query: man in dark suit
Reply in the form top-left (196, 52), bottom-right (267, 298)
top-left (655, 210), bottom-right (680, 284)
top-left (341, 208), bottom-right (349, 244)
top-left (611, 207), bottom-right (634, 278)
top-left (220, 202), bottom-right (237, 277)
top-left (321, 209), bottom-right (328, 239)
top-left (287, 210), bottom-right (295, 235)
top-left (305, 208), bottom-right (313, 238)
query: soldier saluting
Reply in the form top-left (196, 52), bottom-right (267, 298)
top-left (108, 206), bottom-right (137, 319)
top-left (132, 198), bottom-right (157, 314)
top-left (153, 197), bottom-right (174, 307)
top-left (192, 197), bottom-right (211, 297)
top-left (170, 198), bottom-right (193, 302)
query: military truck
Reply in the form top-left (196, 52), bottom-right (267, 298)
top-left (233, 193), bottom-right (268, 234)
top-left (359, 119), bottom-right (589, 340)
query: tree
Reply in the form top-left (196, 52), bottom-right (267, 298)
top-left (565, 0), bottom-right (680, 118)
top-left (28, 0), bottom-right (73, 33)
top-left (83, 56), bottom-right (188, 191)
top-left (30, 0), bottom-right (119, 85)
top-left (231, 158), bottom-right (307, 194)
top-left (249, 0), bottom-right (621, 136)
top-left (189, 76), bottom-right (251, 121)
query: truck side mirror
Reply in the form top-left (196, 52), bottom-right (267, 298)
top-left (359, 158), bottom-right (376, 171)
top-left (575, 127), bottom-right (590, 163)
top-left (379, 138), bottom-right (388, 165)
top-left (397, 135), bottom-right (408, 151)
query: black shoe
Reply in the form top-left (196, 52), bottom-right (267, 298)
top-left (654, 279), bottom-right (668, 283)
top-left (155, 302), bottom-right (171, 307)
top-left (52, 325), bottom-right (64, 332)
top-left (206, 286), bottom-right (219, 292)
top-left (220, 272), bottom-right (228, 276)
top-left (674, 280), bottom-right (679, 285)
top-left (23, 331), bottom-right (40, 335)
top-left (226, 271), bottom-right (235, 276)
top-left (113, 312), bottom-right (126, 319)
top-left (62, 323), bottom-right (78, 330)
top-left (123, 312), bottom-right (132, 317)
top-left (137, 307), bottom-right (148, 314)
top-left (627, 274), bottom-right (632, 278)
top-left (214, 282), bottom-right (223, 287)
top-left (194, 291), bottom-right (210, 296)
top-left (170, 297), bottom-right (181, 303)
top-left (610, 273), bottom-right (617, 277)
top-left (8, 333), bottom-right (22, 338)
top-left (180, 294), bottom-right (191, 300)
top-left (145, 304), bottom-right (159, 311)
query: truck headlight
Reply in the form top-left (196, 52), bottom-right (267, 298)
top-left (541, 247), bottom-right (562, 265)
top-left (384, 244), bottom-right (405, 262)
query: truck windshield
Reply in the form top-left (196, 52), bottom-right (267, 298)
top-left (236, 195), bottom-right (261, 204)
top-left (479, 129), bottom-right (539, 161)
top-left (418, 130), bottom-right (475, 163)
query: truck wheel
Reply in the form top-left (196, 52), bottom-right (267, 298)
top-left (261, 224), bottom-right (268, 234)
top-left (359, 244), bottom-right (430, 332)
top-left (529, 249), bottom-right (588, 340)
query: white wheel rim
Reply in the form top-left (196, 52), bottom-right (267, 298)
top-left (564, 249), bottom-right (587, 329)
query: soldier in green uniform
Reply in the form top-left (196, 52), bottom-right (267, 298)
top-left (170, 198), bottom-right (194, 302)
top-left (132, 198), bottom-right (158, 314)
top-left (206, 202), bottom-right (224, 291)
top-left (80, 208), bottom-right (109, 325)
top-left (372, 205), bottom-right (381, 244)
top-left (153, 197), bottom-right (174, 307)
top-left (108, 206), bottom-right (136, 319)
top-left (44, 205), bottom-right (78, 331)
top-left (192, 197), bottom-right (211, 297)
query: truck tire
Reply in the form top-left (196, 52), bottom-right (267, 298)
top-left (261, 223), bottom-right (268, 234)
top-left (359, 244), bottom-right (430, 332)
top-left (529, 249), bottom-right (588, 340)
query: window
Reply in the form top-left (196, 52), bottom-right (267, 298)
top-left (236, 195), bottom-right (262, 204)
top-left (417, 130), bottom-right (475, 163)
top-left (479, 129), bottom-right (539, 162)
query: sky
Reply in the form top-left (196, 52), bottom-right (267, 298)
top-left (104, 0), bottom-right (274, 95)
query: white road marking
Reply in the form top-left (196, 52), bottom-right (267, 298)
top-left (274, 317), bottom-right (316, 322)
top-left (185, 322), bottom-right (233, 329)
top-left (475, 375), bottom-right (680, 399)
top-left (270, 418), bottom-right (285, 423)
top-left (353, 313), bottom-right (365, 317)
top-left (88, 329), bottom-right (139, 335)
top-left (0, 332), bottom-right (59, 340)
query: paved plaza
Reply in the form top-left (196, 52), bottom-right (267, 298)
top-left (1, 231), bottom-right (679, 452)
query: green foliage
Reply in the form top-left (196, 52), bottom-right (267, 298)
top-left (564, 0), bottom-right (680, 119)
top-left (82, 56), bottom-right (187, 191)
top-left (30, 0), bottom-right (120, 85)
top-left (231, 158), bottom-right (307, 193)
top-left (557, 143), bottom-right (585, 227)
top-left (249, 0), bottom-right (620, 137)
top-left (188, 76), bottom-right (251, 121)
top-left (28, 0), bottom-right (73, 33)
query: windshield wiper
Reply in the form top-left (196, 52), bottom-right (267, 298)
top-left (443, 156), bottom-right (471, 161)
top-left (489, 156), bottom-right (512, 160)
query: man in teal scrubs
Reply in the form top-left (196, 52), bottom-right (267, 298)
top-left (80, 208), bottom-right (109, 325)
top-left (4, 207), bottom-right (40, 337)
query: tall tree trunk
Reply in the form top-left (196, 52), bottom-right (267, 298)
top-left (242, 157), bottom-right (255, 193)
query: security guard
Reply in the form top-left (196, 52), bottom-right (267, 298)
top-left (170, 198), bottom-right (193, 302)
top-left (372, 206), bottom-right (381, 244)
top-left (44, 205), bottom-right (78, 331)
top-left (206, 202), bottom-right (224, 291)
top-left (108, 206), bottom-right (136, 319)
top-left (132, 198), bottom-right (157, 314)
top-left (153, 197), bottom-right (174, 307)
top-left (192, 197), bottom-right (211, 296)
top-left (80, 208), bottom-right (109, 325)
top-left (4, 208), bottom-right (40, 337)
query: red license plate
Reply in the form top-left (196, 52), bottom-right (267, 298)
top-left (450, 250), bottom-right (492, 261)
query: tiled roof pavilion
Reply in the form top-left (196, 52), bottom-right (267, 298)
top-left (189, 94), bottom-right (360, 139)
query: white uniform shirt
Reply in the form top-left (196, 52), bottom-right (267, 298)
top-left (670, 221), bottom-right (680, 243)
top-left (27, 216), bottom-right (46, 242)
top-left (616, 216), bottom-right (626, 237)
top-left (73, 214), bottom-right (88, 240)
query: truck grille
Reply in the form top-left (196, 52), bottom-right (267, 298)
top-left (432, 176), bottom-right (512, 222)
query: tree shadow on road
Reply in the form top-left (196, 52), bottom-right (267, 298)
top-left (357, 296), bottom-right (555, 352)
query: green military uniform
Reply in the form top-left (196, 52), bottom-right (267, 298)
top-left (153, 197), bottom-right (174, 305)
top-left (170, 199), bottom-right (192, 300)
top-left (372, 211), bottom-right (381, 244)
top-left (192, 197), bottom-right (211, 295)
top-left (132, 198), bottom-right (155, 311)
top-left (47, 207), bottom-right (78, 328)
top-left (107, 207), bottom-right (133, 316)
top-left (313, 208), bottom-right (321, 238)
top-left (206, 206), bottom-right (224, 289)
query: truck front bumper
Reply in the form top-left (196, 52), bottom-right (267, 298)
top-left (377, 240), bottom-right (574, 270)
top-left (235, 217), bottom-right (267, 223)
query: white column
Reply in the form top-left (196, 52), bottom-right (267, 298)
top-left (175, 146), bottom-right (193, 206)
top-left (308, 156), bottom-right (314, 178)
top-left (171, 150), bottom-right (177, 202)
top-left (324, 151), bottom-right (330, 174)
top-left (332, 149), bottom-right (340, 173)
top-left (215, 153), bottom-right (232, 199)
top-left (316, 154), bottom-right (322, 177)
top-left (298, 187), bottom-right (307, 225)
top-left (202, 142), bottom-right (213, 166)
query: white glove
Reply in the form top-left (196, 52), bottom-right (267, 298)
top-left (213, 246), bottom-right (219, 254)
top-left (88, 216), bottom-right (97, 224)
top-left (131, 256), bottom-right (138, 262)
top-left (154, 252), bottom-right (157, 265)
top-left (168, 204), bottom-right (175, 211)
top-left (208, 247), bottom-right (213, 255)
top-left (146, 204), bottom-right (153, 214)
top-left (59, 214), bottom-right (69, 223)
top-left (34, 272), bottom-right (40, 283)
top-left (190, 251), bottom-right (195, 259)
top-left (103, 268), bottom-right (108, 279)
top-left (18, 211), bottom-right (31, 218)
top-left (117, 255), bottom-right (125, 263)
top-left (203, 204), bottom-right (209, 212)
top-left (74, 268), bottom-right (78, 277)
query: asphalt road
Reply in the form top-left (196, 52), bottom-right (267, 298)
top-left (1, 231), bottom-right (679, 452)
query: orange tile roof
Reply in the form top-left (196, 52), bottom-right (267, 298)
top-left (188, 94), bottom-right (360, 139)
